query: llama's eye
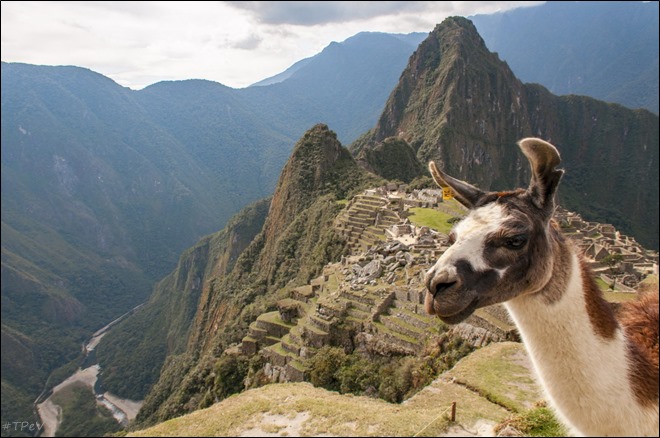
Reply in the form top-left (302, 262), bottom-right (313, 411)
top-left (505, 234), bottom-right (528, 249)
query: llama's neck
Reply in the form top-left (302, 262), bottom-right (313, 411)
top-left (505, 243), bottom-right (658, 437)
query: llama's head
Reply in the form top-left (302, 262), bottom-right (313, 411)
top-left (424, 138), bottom-right (564, 323)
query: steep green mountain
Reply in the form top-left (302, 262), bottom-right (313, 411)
top-left (353, 17), bottom-right (659, 250)
top-left (99, 125), bottom-right (381, 425)
top-left (470, 1), bottom-right (659, 114)
top-left (0, 31), bottom-right (420, 424)
top-left (353, 135), bottom-right (425, 183)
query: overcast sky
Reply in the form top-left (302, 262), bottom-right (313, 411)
top-left (1, 1), bottom-right (544, 90)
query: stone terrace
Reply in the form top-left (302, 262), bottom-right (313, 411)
top-left (334, 193), bottom-right (401, 253)
top-left (555, 207), bottom-right (659, 288)
top-left (243, 237), bottom-right (518, 384)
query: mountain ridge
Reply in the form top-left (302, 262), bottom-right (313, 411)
top-left (354, 16), bottom-right (659, 250)
top-left (102, 124), bottom-right (382, 426)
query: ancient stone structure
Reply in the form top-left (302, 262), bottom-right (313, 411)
top-left (241, 186), bottom-right (656, 385)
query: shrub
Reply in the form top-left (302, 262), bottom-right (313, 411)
top-left (304, 333), bottom-right (474, 404)
top-left (210, 355), bottom-right (249, 403)
top-left (307, 346), bottom-right (348, 392)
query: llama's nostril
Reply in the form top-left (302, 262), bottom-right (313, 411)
top-left (434, 281), bottom-right (457, 297)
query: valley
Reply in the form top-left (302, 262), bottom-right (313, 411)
top-left (35, 305), bottom-right (145, 436)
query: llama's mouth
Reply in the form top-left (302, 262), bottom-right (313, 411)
top-left (435, 298), bottom-right (478, 324)
top-left (424, 284), bottom-right (478, 324)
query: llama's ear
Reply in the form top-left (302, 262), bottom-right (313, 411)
top-left (518, 138), bottom-right (564, 213)
top-left (428, 161), bottom-right (486, 209)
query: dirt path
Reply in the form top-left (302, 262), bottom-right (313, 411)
top-left (441, 419), bottom-right (496, 436)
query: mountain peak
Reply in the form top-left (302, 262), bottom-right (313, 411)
top-left (353, 16), bottom-right (658, 249)
top-left (265, 124), bottom-right (365, 229)
top-left (365, 16), bottom-right (520, 169)
top-left (256, 124), bottom-right (381, 287)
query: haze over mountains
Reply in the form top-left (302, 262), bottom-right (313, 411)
top-left (1, 1), bottom-right (658, 434)
top-left (471, 1), bottom-right (659, 114)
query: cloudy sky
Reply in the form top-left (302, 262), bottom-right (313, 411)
top-left (1, 1), bottom-right (544, 90)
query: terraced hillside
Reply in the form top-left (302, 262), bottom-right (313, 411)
top-left (240, 188), bottom-right (518, 387)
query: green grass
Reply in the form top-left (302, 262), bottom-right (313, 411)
top-left (495, 404), bottom-right (568, 437)
top-left (325, 272), bottom-right (339, 292)
top-left (258, 311), bottom-right (295, 328)
top-left (443, 342), bottom-right (543, 413)
top-left (595, 277), bottom-right (610, 291)
top-left (407, 208), bottom-right (456, 234)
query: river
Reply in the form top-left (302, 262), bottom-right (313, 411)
top-left (35, 304), bottom-right (145, 437)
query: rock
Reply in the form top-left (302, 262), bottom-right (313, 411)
top-left (359, 259), bottom-right (382, 282)
top-left (497, 425), bottom-right (523, 437)
top-left (388, 261), bottom-right (401, 272)
top-left (383, 255), bottom-right (396, 265)
top-left (450, 323), bottom-right (500, 347)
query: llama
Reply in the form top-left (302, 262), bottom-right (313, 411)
top-left (423, 138), bottom-right (659, 437)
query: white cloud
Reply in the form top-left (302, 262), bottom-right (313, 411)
top-left (1, 1), bottom-right (544, 89)
top-left (226, 1), bottom-right (432, 26)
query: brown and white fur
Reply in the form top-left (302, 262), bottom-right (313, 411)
top-left (424, 138), bottom-right (659, 437)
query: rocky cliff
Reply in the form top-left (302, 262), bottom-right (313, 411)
top-left (353, 17), bottom-right (659, 250)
